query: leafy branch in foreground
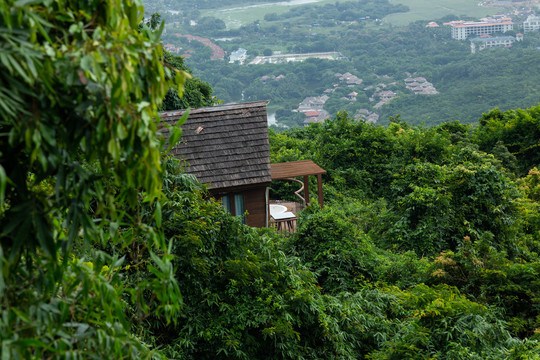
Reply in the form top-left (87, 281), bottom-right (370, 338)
top-left (0, 0), bottom-right (185, 357)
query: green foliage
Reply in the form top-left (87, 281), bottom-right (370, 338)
top-left (161, 52), bottom-right (217, 111)
top-left (289, 204), bottom-right (383, 293)
top-left (271, 114), bottom-right (521, 256)
top-left (1, 0), bottom-right (175, 259)
top-left (270, 110), bottom-right (540, 347)
top-left (368, 284), bottom-right (514, 359)
top-left (133, 164), bottom-right (533, 359)
top-left (3, 1), bottom-right (540, 357)
top-left (0, 0), bottom-right (185, 357)
top-left (148, 164), bottom-right (359, 358)
top-left (427, 236), bottom-right (540, 338)
top-left (1, 255), bottom-right (161, 359)
top-left (476, 106), bottom-right (540, 176)
top-left (382, 156), bottom-right (519, 255)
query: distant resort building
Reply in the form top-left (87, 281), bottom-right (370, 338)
top-left (249, 52), bottom-right (345, 65)
top-left (469, 34), bottom-right (521, 53)
top-left (445, 18), bottom-right (514, 40)
top-left (523, 14), bottom-right (540, 33)
top-left (378, 90), bottom-right (396, 101)
top-left (229, 48), bottom-right (248, 64)
top-left (426, 22), bottom-right (439, 28)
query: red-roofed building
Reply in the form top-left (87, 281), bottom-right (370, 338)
top-left (450, 20), bottom-right (513, 40)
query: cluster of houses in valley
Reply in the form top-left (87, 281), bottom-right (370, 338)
top-left (292, 71), bottom-right (440, 125)
top-left (363, 83), bottom-right (398, 109)
top-left (404, 76), bottom-right (439, 95)
top-left (295, 96), bottom-right (331, 125)
top-left (335, 72), bottom-right (363, 86)
top-left (294, 71), bottom-right (364, 125)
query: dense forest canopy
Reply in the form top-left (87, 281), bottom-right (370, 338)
top-left (2, 0), bottom-right (540, 359)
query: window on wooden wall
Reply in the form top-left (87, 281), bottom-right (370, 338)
top-left (221, 193), bottom-right (245, 223)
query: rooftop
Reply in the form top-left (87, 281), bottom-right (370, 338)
top-left (160, 101), bottom-right (272, 191)
top-left (271, 160), bottom-right (326, 180)
top-left (453, 21), bottom-right (513, 28)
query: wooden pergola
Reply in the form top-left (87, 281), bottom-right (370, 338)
top-left (270, 160), bottom-right (327, 208)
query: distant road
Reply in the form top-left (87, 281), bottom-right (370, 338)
top-left (173, 34), bottom-right (225, 60)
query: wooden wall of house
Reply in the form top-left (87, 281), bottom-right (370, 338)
top-left (211, 186), bottom-right (268, 228)
top-left (244, 186), bottom-right (267, 228)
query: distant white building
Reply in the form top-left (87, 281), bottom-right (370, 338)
top-left (470, 35), bottom-right (515, 53)
top-left (523, 15), bottom-right (540, 33)
top-left (448, 19), bottom-right (513, 40)
top-left (229, 48), bottom-right (247, 64)
top-left (249, 52), bottom-right (344, 65)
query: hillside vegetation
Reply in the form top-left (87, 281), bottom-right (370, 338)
top-left (2, 0), bottom-right (540, 359)
top-left (157, 0), bottom-right (540, 127)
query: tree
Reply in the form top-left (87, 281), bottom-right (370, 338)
top-left (476, 106), bottom-right (540, 176)
top-left (142, 13), bottom-right (216, 111)
top-left (161, 52), bottom-right (216, 110)
top-left (0, 0), bottom-right (184, 356)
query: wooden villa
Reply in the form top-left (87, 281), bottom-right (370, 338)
top-left (160, 101), bottom-right (326, 229)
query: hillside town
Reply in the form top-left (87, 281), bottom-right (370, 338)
top-left (154, 1), bottom-right (540, 128)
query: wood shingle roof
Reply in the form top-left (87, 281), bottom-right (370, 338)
top-left (160, 101), bottom-right (271, 191)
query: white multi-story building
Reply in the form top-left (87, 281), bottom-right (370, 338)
top-left (523, 15), bottom-right (540, 33)
top-left (470, 36), bottom-right (516, 53)
top-left (450, 20), bottom-right (514, 40)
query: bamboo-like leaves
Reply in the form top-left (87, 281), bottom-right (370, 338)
top-left (1, 0), bottom-right (186, 356)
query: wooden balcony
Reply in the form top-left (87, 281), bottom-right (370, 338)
top-left (269, 200), bottom-right (303, 233)
top-left (269, 159), bottom-right (327, 234)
